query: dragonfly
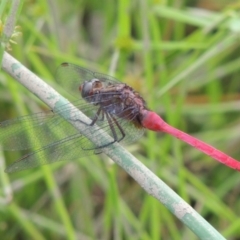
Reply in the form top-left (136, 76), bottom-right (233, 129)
top-left (1, 63), bottom-right (240, 173)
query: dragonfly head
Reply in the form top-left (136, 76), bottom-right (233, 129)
top-left (79, 79), bottom-right (103, 101)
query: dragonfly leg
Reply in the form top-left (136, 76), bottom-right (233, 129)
top-left (72, 107), bottom-right (102, 126)
top-left (90, 107), bottom-right (103, 126)
top-left (80, 111), bottom-right (125, 151)
top-left (96, 112), bottom-right (125, 147)
top-left (110, 115), bottom-right (125, 142)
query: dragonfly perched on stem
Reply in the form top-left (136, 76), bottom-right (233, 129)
top-left (1, 63), bottom-right (240, 173)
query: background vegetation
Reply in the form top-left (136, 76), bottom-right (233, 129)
top-left (1, 0), bottom-right (240, 239)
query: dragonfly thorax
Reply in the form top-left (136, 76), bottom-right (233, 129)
top-left (80, 78), bottom-right (147, 128)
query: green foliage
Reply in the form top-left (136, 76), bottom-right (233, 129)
top-left (1, 0), bottom-right (240, 239)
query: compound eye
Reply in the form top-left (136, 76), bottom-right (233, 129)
top-left (79, 81), bottom-right (93, 98)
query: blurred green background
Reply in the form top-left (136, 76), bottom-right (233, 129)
top-left (1, 0), bottom-right (240, 239)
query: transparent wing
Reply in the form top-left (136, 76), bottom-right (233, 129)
top-left (2, 99), bottom-right (145, 172)
top-left (55, 63), bottom-right (121, 99)
top-left (55, 63), bottom-right (94, 99)
top-left (5, 113), bottom-right (144, 173)
top-left (0, 99), bottom-right (107, 151)
top-left (93, 71), bottom-right (121, 84)
top-left (0, 101), bottom-right (91, 151)
top-left (0, 98), bottom-right (144, 151)
top-left (4, 134), bottom-right (100, 173)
